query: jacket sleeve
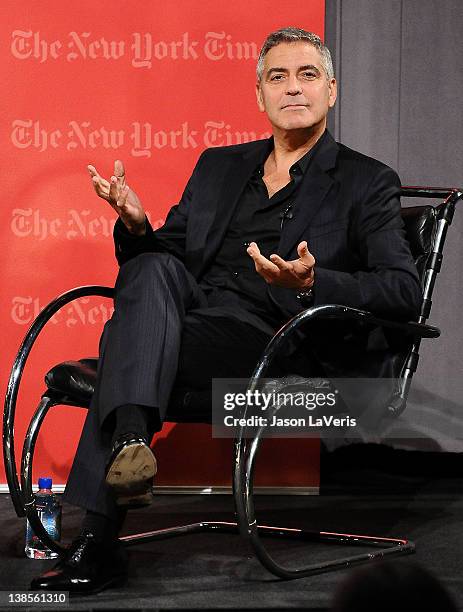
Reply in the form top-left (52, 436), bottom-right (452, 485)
top-left (273, 167), bottom-right (423, 321)
top-left (113, 151), bottom-right (206, 266)
top-left (313, 168), bottom-right (422, 319)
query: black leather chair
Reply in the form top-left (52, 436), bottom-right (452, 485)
top-left (3, 186), bottom-right (461, 579)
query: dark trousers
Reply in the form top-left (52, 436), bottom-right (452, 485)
top-left (63, 253), bottom-right (281, 519)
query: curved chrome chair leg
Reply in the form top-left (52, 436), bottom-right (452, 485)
top-left (233, 323), bottom-right (416, 579)
top-left (3, 285), bottom-right (115, 520)
top-left (21, 393), bottom-right (67, 554)
top-left (234, 414), bottom-right (414, 579)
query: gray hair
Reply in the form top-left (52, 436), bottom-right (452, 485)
top-left (256, 27), bottom-right (334, 82)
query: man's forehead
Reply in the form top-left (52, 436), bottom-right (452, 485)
top-left (263, 42), bottom-right (322, 70)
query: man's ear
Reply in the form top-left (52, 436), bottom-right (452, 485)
top-left (256, 82), bottom-right (265, 112)
top-left (328, 78), bottom-right (337, 108)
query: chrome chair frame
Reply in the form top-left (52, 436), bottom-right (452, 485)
top-left (3, 186), bottom-right (461, 578)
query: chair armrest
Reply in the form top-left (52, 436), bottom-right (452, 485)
top-left (250, 304), bottom-right (440, 384)
top-left (3, 286), bottom-right (114, 518)
top-left (297, 304), bottom-right (440, 338)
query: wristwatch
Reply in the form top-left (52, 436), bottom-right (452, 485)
top-left (296, 288), bottom-right (314, 307)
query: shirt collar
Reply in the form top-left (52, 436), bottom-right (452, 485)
top-left (256, 129), bottom-right (329, 177)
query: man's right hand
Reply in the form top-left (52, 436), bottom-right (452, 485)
top-left (88, 160), bottom-right (147, 236)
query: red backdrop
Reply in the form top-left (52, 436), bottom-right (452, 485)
top-left (1, 0), bottom-right (324, 488)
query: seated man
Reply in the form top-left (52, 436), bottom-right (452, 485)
top-left (31, 27), bottom-right (422, 594)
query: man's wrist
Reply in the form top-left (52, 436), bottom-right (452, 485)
top-left (126, 219), bottom-right (147, 237)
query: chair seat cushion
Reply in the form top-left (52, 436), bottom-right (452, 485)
top-left (45, 359), bottom-right (98, 405)
top-left (44, 359), bottom-right (212, 423)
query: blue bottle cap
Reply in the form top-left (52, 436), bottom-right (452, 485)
top-left (38, 477), bottom-right (52, 489)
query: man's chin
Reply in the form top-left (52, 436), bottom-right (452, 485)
top-left (277, 120), bottom-right (318, 133)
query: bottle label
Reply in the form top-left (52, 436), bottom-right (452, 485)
top-left (25, 496), bottom-right (62, 550)
top-left (38, 508), bottom-right (61, 541)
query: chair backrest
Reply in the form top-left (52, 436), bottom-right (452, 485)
top-left (400, 187), bottom-right (460, 324)
top-left (387, 187), bottom-right (462, 415)
top-left (400, 205), bottom-right (437, 283)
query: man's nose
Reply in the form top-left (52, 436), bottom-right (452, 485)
top-left (285, 75), bottom-right (303, 95)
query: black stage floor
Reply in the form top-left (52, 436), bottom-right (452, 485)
top-left (1, 444), bottom-right (463, 611)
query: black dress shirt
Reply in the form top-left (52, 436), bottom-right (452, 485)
top-left (200, 131), bottom-right (328, 329)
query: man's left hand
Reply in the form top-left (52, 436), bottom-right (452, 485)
top-left (247, 241), bottom-right (315, 289)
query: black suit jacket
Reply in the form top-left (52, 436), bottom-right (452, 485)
top-left (115, 130), bottom-right (421, 321)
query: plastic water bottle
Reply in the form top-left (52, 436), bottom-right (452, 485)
top-left (25, 477), bottom-right (62, 559)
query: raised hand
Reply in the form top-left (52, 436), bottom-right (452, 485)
top-left (87, 160), bottom-right (146, 235)
top-left (247, 241), bottom-right (315, 289)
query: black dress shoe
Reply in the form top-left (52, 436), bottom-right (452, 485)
top-left (105, 432), bottom-right (157, 507)
top-left (30, 531), bottom-right (128, 595)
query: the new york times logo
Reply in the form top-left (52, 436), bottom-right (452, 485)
top-left (10, 30), bottom-right (258, 66)
top-left (10, 120), bottom-right (271, 155)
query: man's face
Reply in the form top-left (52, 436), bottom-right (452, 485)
top-left (256, 41), bottom-right (337, 134)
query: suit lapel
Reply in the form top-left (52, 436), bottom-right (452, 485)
top-left (277, 132), bottom-right (339, 259)
top-left (198, 139), bottom-right (270, 275)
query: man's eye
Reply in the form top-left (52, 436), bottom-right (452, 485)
top-left (302, 71), bottom-right (317, 78)
top-left (270, 74), bottom-right (284, 81)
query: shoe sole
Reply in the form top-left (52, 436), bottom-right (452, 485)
top-left (105, 442), bottom-right (157, 507)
